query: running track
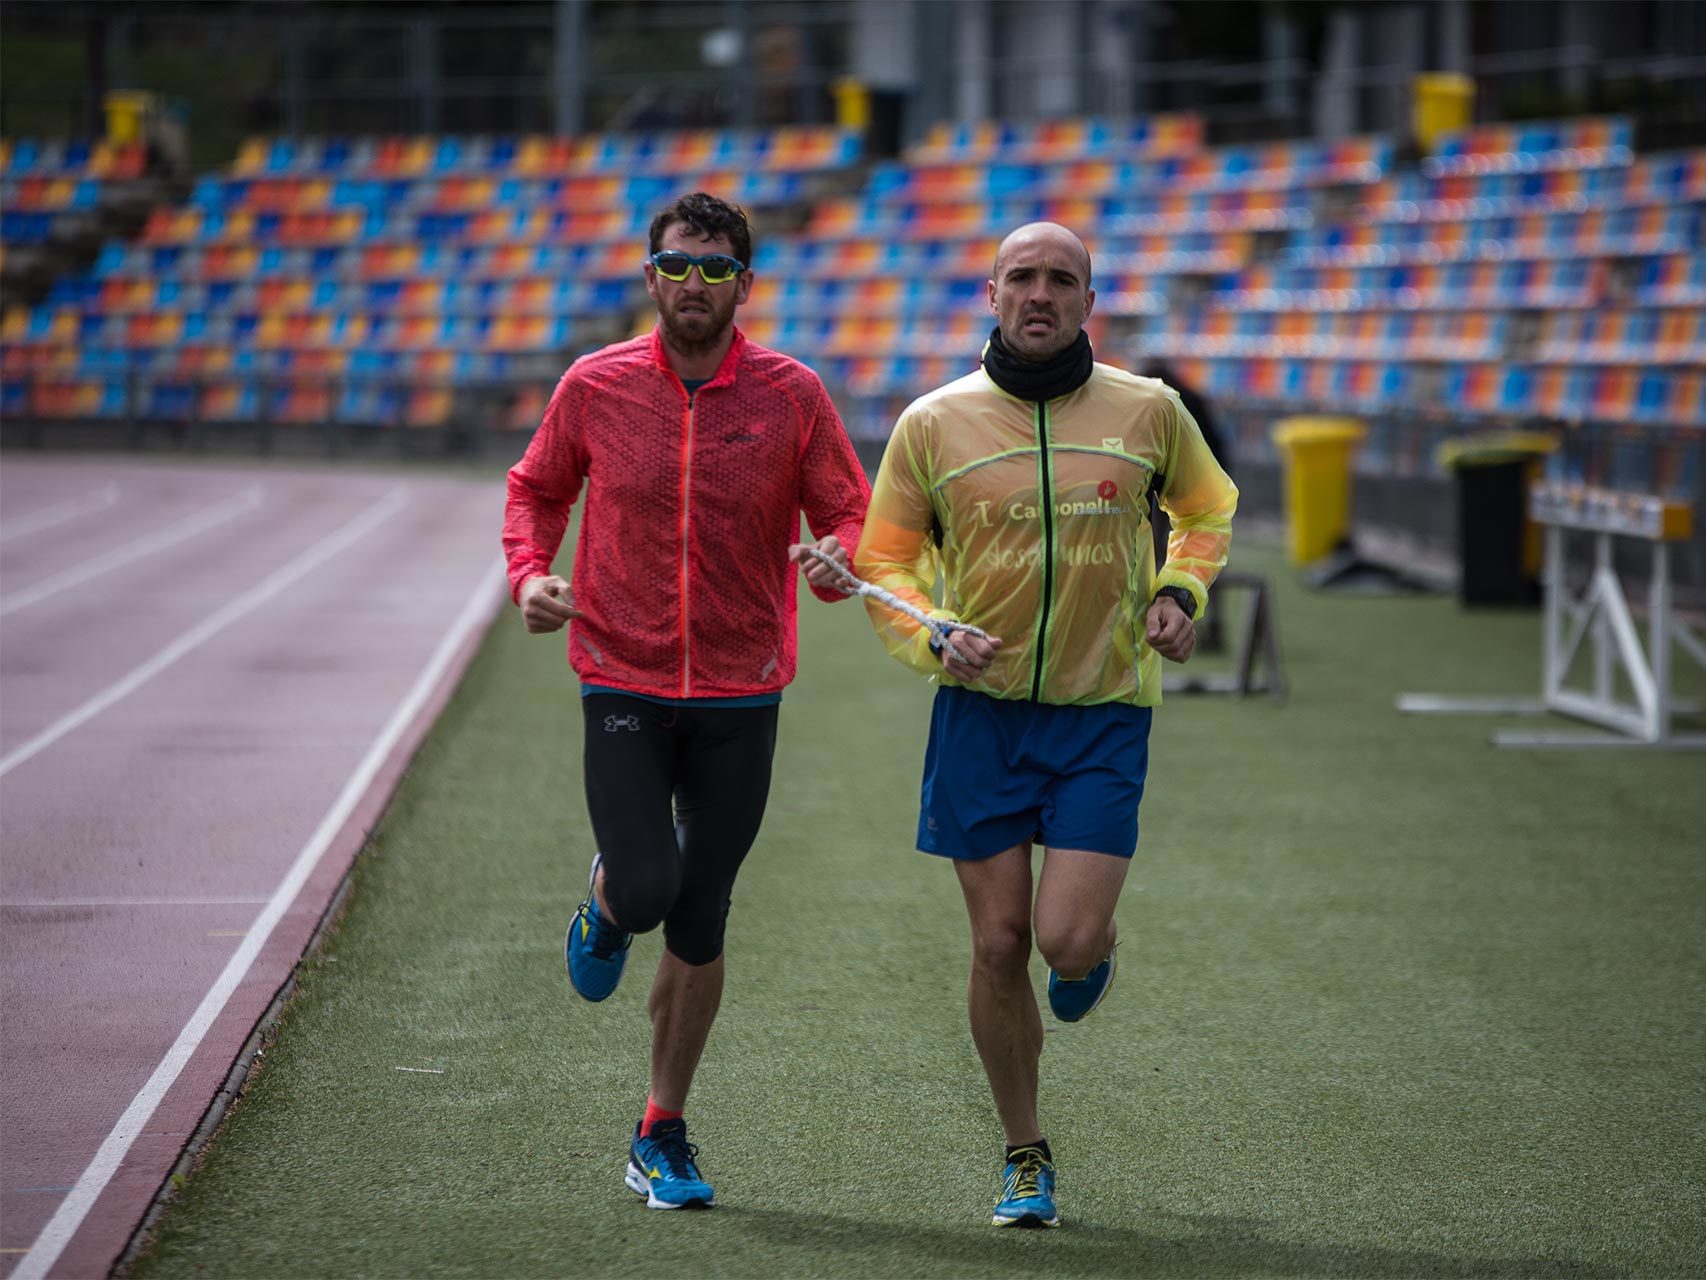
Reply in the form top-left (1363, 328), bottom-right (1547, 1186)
top-left (0, 457), bottom-right (506, 1279)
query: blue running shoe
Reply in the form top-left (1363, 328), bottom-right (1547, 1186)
top-left (564, 855), bottom-right (631, 1002)
top-left (625, 1119), bottom-right (715, 1209)
top-left (993, 1145), bottom-right (1059, 1228)
top-left (1047, 946), bottom-right (1117, 1023)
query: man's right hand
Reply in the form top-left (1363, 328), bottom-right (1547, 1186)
top-left (519, 574), bottom-right (581, 633)
top-left (940, 629), bottom-right (1003, 684)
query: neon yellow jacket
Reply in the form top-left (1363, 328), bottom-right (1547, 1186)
top-left (854, 362), bottom-right (1237, 707)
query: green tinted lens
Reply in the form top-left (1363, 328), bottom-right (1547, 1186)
top-left (652, 252), bottom-right (693, 281)
top-left (696, 255), bottom-right (741, 283)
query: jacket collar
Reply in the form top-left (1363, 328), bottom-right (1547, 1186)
top-left (649, 324), bottom-right (746, 389)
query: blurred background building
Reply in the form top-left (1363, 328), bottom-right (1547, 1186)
top-left (3, 0), bottom-right (1704, 585)
top-left (7, 2), bottom-right (1705, 155)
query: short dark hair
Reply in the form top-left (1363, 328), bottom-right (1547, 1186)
top-left (649, 192), bottom-right (752, 269)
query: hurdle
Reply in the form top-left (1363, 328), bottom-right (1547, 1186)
top-left (1398, 482), bottom-right (1705, 749)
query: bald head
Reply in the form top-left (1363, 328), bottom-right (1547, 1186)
top-left (993, 222), bottom-right (1092, 288)
top-left (988, 221), bottom-right (1096, 361)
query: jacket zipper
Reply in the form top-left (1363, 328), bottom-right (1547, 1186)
top-left (678, 394), bottom-right (695, 697)
top-left (1031, 400), bottom-right (1055, 702)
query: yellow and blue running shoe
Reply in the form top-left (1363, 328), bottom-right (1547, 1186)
top-left (1046, 946), bottom-right (1116, 1023)
top-left (564, 855), bottom-right (631, 1002)
top-left (993, 1145), bottom-right (1059, 1228)
top-left (625, 1119), bottom-right (715, 1209)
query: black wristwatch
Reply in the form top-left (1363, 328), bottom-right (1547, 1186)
top-left (1154, 586), bottom-right (1197, 619)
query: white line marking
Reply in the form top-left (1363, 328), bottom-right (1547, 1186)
top-left (1, 898), bottom-right (271, 908)
top-left (0, 484), bottom-right (119, 543)
top-left (0, 487), bottom-right (407, 780)
top-left (10, 558), bottom-right (506, 1280)
top-left (0, 488), bottom-right (264, 618)
top-left (394, 1067), bottom-right (446, 1074)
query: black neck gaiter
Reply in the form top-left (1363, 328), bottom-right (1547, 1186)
top-left (980, 327), bottom-right (1094, 402)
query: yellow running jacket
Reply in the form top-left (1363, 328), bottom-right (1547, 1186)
top-left (855, 362), bottom-right (1237, 707)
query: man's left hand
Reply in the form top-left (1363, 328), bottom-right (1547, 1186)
top-left (1146, 596), bottom-right (1196, 662)
top-left (789, 535), bottom-right (851, 592)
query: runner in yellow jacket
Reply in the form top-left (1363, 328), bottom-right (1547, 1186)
top-left (853, 222), bottom-right (1236, 1230)
top-left (857, 335), bottom-right (1235, 707)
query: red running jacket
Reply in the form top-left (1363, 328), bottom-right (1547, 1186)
top-left (504, 326), bottom-right (870, 699)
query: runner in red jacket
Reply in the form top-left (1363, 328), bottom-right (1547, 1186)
top-left (503, 193), bottom-right (869, 1210)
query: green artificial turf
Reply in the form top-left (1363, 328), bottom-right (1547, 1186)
top-left (130, 539), bottom-right (1706, 1278)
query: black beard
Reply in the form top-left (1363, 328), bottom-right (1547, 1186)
top-left (660, 307), bottom-right (730, 356)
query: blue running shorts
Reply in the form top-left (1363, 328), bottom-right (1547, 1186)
top-left (917, 685), bottom-right (1153, 861)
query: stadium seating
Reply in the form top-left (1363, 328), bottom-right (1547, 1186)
top-left (1, 141), bottom-right (149, 238)
top-left (2, 112), bottom-right (1701, 479)
top-left (1145, 116), bottom-right (1704, 477)
top-left (1, 127), bottom-right (862, 432)
top-left (743, 120), bottom-right (1398, 419)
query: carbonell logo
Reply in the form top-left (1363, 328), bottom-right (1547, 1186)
top-left (1007, 495), bottom-right (1130, 520)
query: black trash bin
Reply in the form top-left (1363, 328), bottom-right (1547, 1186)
top-left (1439, 432), bottom-right (1558, 607)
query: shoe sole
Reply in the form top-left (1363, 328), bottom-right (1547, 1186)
top-left (625, 1161), bottom-right (713, 1210)
top-left (1051, 944), bottom-right (1118, 1024)
top-left (993, 1211), bottom-right (1060, 1228)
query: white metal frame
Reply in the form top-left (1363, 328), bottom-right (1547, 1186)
top-left (1398, 500), bottom-right (1706, 750)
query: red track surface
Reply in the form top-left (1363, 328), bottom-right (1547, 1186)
top-left (0, 458), bottom-right (505, 1279)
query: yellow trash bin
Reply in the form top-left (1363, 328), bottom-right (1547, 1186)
top-left (1412, 72), bottom-right (1473, 154)
top-left (832, 78), bottom-right (870, 133)
top-left (1271, 417), bottom-right (1367, 566)
top-left (105, 90), bottom-right (156, 146)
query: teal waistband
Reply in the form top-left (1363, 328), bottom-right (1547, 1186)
top-left (580, 683), bottom-right (782, 709)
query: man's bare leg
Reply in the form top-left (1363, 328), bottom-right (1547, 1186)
top-left (954, 844), bottom-right (1044, 1144)
top-left (648, 949), bottom-right (724, 1111)
top-left (1033, 847), bottom-right (1131, 979)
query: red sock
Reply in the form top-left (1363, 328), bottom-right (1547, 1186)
top-left (641, 1097), bottom-right (683, 1137)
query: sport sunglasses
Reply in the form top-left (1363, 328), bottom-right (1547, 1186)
top-left (647, 250), bottom-right (747, 284)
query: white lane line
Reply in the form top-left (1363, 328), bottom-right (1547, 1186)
top-left (0, 487), bottom-right (407, 780)
top-left (0, 484), bottom-right (120, 543)
top-left (0, 488), bottom-right (264, 618)
top-left (10, 558), bottom-right (506, 1280)
top-left (2, 897), bottom-right (272, 908)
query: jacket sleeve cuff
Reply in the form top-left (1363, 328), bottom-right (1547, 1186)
top-left (510, 565), bottom-right (551, 605)
top-left (1152, 571), bottom-right (1206, 621)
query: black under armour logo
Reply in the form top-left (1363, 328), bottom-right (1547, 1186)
top-left (604, 714), bottom-right (641, 732)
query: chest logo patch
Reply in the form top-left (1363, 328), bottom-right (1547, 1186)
top-left (1098, 480), bottom-right (1118, 500)
top-left (1102, 437), bottom-right (1124, 452)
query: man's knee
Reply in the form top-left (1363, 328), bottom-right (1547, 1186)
top-left (601, 863), bottom-right (679, 936)
top-left (970, 916), bottom-right (1032, 972)
top-left (661, 901), bottom-right (729, 967)
top-left (1034, 919), bottom-right (1108, 978)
